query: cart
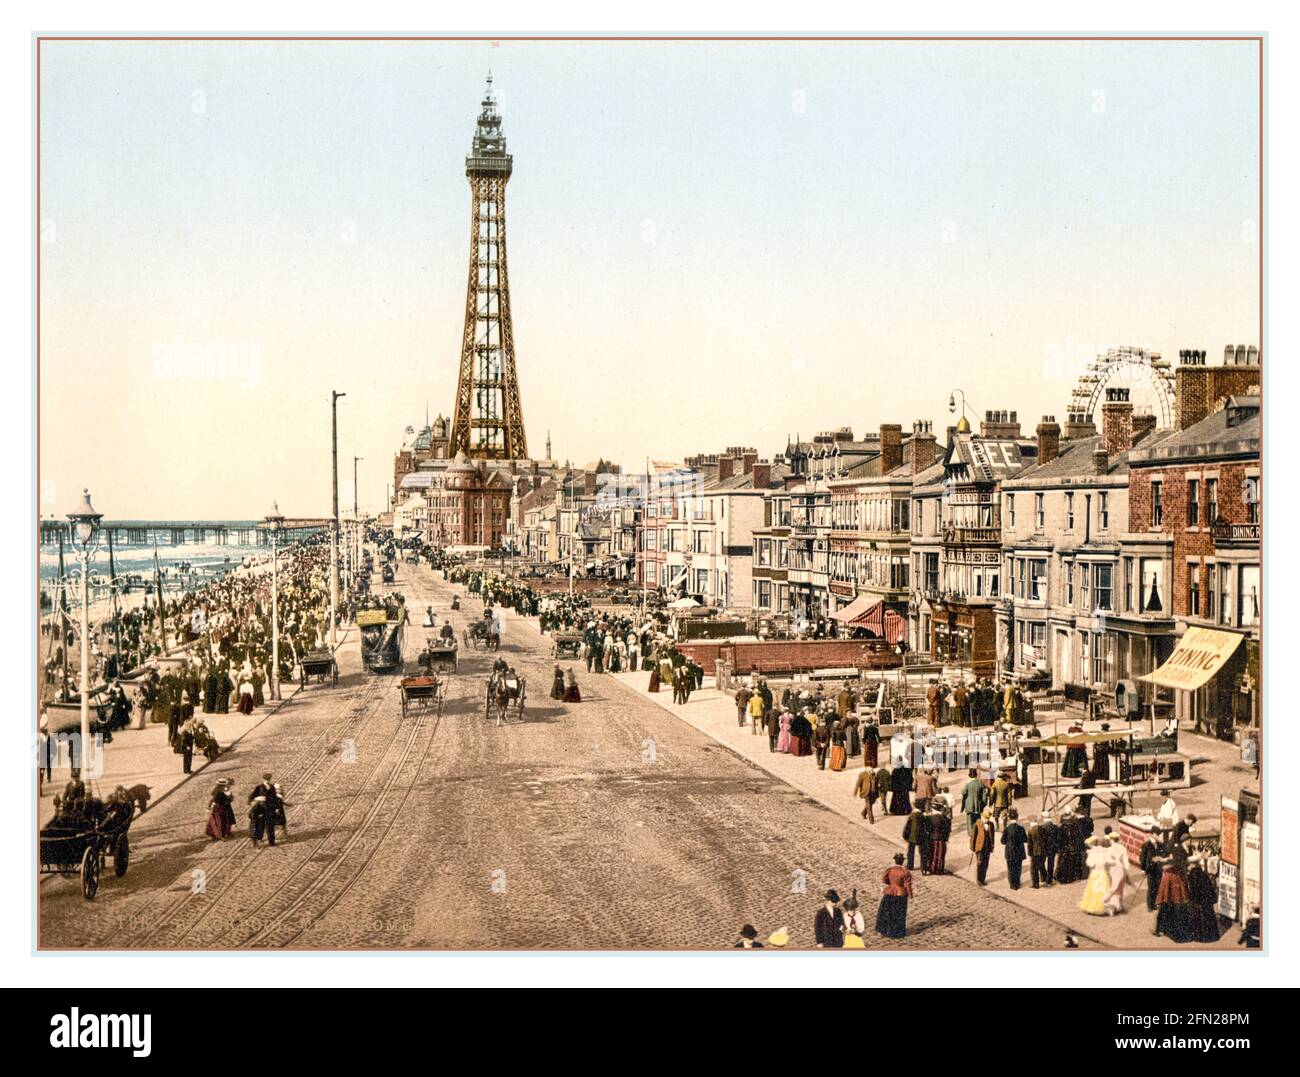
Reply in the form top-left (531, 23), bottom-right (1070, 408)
top-left (485, 670), bottom-right (527, 725)
top-left (299, 648), bottom-right (339, 687)
top-left (551, 631), bottom-right (583, 659)
top-left (417, 638), bottom-right (458, 675)
top-left (400, 675), bottom-right (445, 719)
top-left (38, 803), bottom-right (133, 900)
top-left (463, 620), bottom-right (500, 651)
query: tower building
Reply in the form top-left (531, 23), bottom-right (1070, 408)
top-left (449, 75), bottom-right (528, 461)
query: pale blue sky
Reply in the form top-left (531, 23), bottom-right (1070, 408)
top-left (38, 38), bottom-right (1260, 518)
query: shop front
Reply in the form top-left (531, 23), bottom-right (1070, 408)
top-left (930, 599), bottom-right (996, 676)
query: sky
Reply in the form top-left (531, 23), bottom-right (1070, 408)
top-left (37, 38), bottom-right (1260, 520)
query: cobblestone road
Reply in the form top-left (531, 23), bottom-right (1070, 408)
top-left (39, 561), bottom-right (1074, 951)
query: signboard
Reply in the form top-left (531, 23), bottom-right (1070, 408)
top-left (1217, 797), bottom-right (1240, 921)
top-left (1140, 626), bottom-right (1244, 691)
top-left (1241, 821), bottom-right (1261, 921)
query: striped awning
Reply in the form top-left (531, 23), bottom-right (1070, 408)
top-left (839, 598), bottom-right (907, 645)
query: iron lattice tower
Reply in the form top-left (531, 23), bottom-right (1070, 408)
top-left (449, 76), bottom-right (527, 461)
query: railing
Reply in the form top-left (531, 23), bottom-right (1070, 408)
top-left (943, 526), bottom-right (1001, 545)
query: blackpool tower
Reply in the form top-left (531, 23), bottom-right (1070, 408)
top-left (448, 75), bottom-right (528, 461)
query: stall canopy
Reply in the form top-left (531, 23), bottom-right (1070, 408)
top-left (832, 597), bottom-right (906, 645)
top-left (830, 594), bottom-right (876, 623)
top-left (1139, 626), bottom-right (1244, 692)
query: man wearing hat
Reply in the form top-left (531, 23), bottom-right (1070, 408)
top-left (814, 890), bottom-right (845, 948)
top-left (248, 771), bottom-right (285, 846)
top-left (970, 809), bottom-right (997, 886)
top-left (961, 768), bottom-right (988, 836)
top-left (1001, 808), bottom-right (1029, 890)
top-left (734, 925), bottom-right (764, 949)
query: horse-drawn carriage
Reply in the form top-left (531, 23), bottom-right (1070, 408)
top-left (399, 675), bottom-right (445, 719)
top-left (381, 563), bottom-right (396, 584)
top-left (38, 794), bottom-right (134, 900)
top-left (485, 668), bottom-right (526, 724)
top-left (417, 637), bottom-right (458, 675)
top-left (358, 607), bottom-right (405, 674)
top-left (551, 631), bottom-right (583, 659)
top-left (463, 619), bottom-right (500, 652)
top-left (299, 648), bottom-right (339, 687)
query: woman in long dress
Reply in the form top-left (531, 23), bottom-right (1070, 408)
top-left (1154, 844), bottom-right (1193, 942)
top-left (776, 712), bottom-right (793, 754)
top-left (1186, 857), bottom-right (1221, 943)
top-left (1079, 837), bottom-right (1112, 915)
top-left (889, 763), bottom-right (913, 816)
top-left (875, 854), bottom-right (914, 939)
top-left (563, 667), bottom-right (582, 704)
top-left (550, 665), bottom-right (565, 701)
top-left (1103, 840), bottom-right (1129, 915)
top-left (205, 780), bottom-right (236, 841)
top-left (863, 722), bottom-right (880, 767)
top-left (789, 712), bottom-right (813, 757)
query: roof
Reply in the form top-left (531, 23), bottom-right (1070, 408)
top-left (399, 472), bottom-right (435, 490)
top-left (1128, 401), bottom-right (1260, 464)
top-left (945, 432), bottom-right (1032, 483)
top-left (1005, 429), bottom-right (1173, 486)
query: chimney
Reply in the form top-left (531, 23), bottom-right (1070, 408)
top-left (716, 455), bottom-right (734, 481)
top-left (1177, 345), bottom-right (1261, 430)
top-left (909, 420), bottom-right (937, 473)
top-left (741, 451), bottom-right (757, 475)
top-left (879, 423), bottom-right (903, 473)
top-left (1063, 411), bottom-right (1097, 441)
top-left (980, 409), bottom-right (1021, 439)
top-left (751, 460), bottom-right (772, 488)
top-left (1092, 448), bottom-right (1109, 475)
top-left (1101, 387), bottom-right (1134, 456)
top-left (1132, 413), bottom-right (1158, 445)
top-left (583, 470), bottom-right (598, 496)
top-left (1036, 415), bottom-right (1061, 465)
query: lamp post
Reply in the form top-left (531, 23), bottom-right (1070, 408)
top-left (68, 489), bottom-right (102, 778)
top-left (331, 390), bottom-right (346, 649)
top-left (265, 502), bottom-right (284, 701)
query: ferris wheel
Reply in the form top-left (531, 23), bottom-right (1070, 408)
top-left (1069, 347), bottom-right (1177, 430)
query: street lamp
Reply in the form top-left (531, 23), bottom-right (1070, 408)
top-left (265, 502), bottom-right (284, 701)
top-left (68, 489), bottom-right (102, 777)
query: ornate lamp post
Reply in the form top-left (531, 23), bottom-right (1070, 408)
top-left (68, 489), bottom-right (102, 777)
top-left (265, 502), bottom-right (284, 701)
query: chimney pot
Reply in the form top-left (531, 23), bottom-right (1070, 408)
top-left (1092, 449), bottom-right (1109, 475)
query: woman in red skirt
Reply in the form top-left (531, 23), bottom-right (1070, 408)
top-left (875, 853), bottom-right (914, 939)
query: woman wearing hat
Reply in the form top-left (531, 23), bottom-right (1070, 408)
top-left (840, 889), bottom-right (865, 941)
top-left (205, 778), bottom-right (236, 841)
top-left (734, 924), bottom-right (764, 949)
top-left (875, 854), bottom-right (914, 939)
top-left (1079, 835), bottom-right (1112, 915)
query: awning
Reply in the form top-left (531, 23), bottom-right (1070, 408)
top-left (834, 597), bottom-right (907, 645)
top-left (1139, 626), bottom-right (1244, 691)
top-left (830, 594), bottom-right (876, 622)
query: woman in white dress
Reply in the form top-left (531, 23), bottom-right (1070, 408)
top-left (1102, 838), bottom-right (1129, 915)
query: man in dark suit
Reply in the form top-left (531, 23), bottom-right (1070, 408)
top-left (1001, 808), bottom-right (1029, 890)
top-left (1139, 832), bottom-right (1167, 912)
top-left (903, 807), bottom-right (931, 873)
top-left (814, 890), bottom-right (844, 948)
top-left (248, 772), bottom-right (285, 847)
top-left (1040, 813), bottom-right (1061, 885)
top-left (970, 811), bottom-right (996, 885)
top-left (1027, 814), bottom-right (1049, 888)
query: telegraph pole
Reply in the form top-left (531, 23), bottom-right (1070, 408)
top-left (331, 390), bottom-right (346, 649)
top-left (354, 456), bottom-right (362, 516)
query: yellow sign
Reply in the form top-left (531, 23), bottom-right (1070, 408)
top-left (1140, 626), bottom-right (1244, 691)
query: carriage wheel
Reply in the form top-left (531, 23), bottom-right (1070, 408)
top-left (114, 833), bottom-right (130, 877)
top-left (401, 693), bottom-right (408, 720)
top-left (81, 846), bottom-right (100, 900)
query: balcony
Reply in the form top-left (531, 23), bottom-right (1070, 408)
top-left (942, 525), bottom-right (1001, 546)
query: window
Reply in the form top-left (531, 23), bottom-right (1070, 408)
top-left (1017, 558), bottom-right (1027, 599)
top-left (1244, 476), bottom-right (1260, 525)
top-left (1124, 558), bottom-right (1134, 611)
top-left (1029, 559), bottom-right (1047, 601)
top-left (1189, 566), bottom-right (1201, 616)
top-left (1029, 622), bottom-right (1046, 648)
top-left (912, 499), bottom-right (922, 535)
top-left (1205, 564), bottom-right (1216, 620)
top-left (1140, 558), bottom-right (1164, 613)
top-left (1065, 562), bottom-right (1074, 605)
top-left (1093, 563), bottom-right (1113, 611)
top-left (1218, 565), bottom-right (1231, 626)
top-left (1239, 565), bottom-right (1259, 626)
top-left (924, 553), bottom-right (940, 593)
top-left (1151, 482), bottom-right (1163, 528)
top-left (1065, 492), bottom-right (1075, 530)
top-left (1091, 632), bottom-right (1109, 684)
top-left (1187, 479), bottom-right (1200, 526)
top-left (693, 531), bottom-right (709, 554)
top-left (1098, 491), bottom-right (1109, 531)
top-left (1007, 494), bottom-right (1016, 529)
top-left (1205, 478), bottom-right (1218, 524)
top-left (1034, 492), bottom-right (1045, 530)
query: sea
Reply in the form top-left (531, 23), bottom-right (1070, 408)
top-left (38, 520), bottom-right (268, 605)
